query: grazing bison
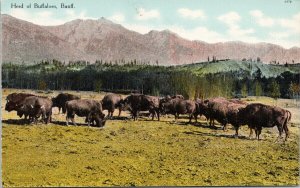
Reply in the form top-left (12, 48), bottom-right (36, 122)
top-left (5, 93), bottom-right (36, 112)
top-left (102, 93), bottom-right (123, 118)
top-left (65, 99), bottom-right (106, 127)
top-left (122, 94), bottom-right (160, 121)
top-left (52, 93), bottom-right (80, 114)
top-left (160, 98), bottom-right (196, 123)
top-left (17, 96), bottom-right (53, 124)
top-left (237, 103), bottom-right (291, 141)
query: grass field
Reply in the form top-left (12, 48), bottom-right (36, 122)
top-left (2, 89), bottom-right (300, 186)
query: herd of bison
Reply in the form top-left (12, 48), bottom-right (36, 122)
top-left (5, 92), bottom-right (292, 141)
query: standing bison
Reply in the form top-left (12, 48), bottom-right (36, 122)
top-left (65, 99), bottom-right (106, 127)
top-left (122, 94), bottom-right (160, 121)
top-left (194, 97), bottom-right (247, 131)
top-left (102, 93), bottom-right (123, 118)
top-left (160, 98), bottom-right (196, 123)
top-left (52, 93), bottom-right (80, 114)
top-left (237, 103), bottom-right (291, 141)
top-left (17, 96), bottom-right (53, 124)
top-left (5, 93), bottom-right (36, 113)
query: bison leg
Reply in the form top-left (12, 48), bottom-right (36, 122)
top-left (135, 111), bottom-right (139, 121)
top-left (58, 107), bottom-right (61, 114)
top-left (249, 128), bottom-right (253, 139)
top-left (223, 123), bottom-right (227, 131)
top-left (283, 125), bottom-right (289, 141)
top-left (70, 117), bottom-right (77, 126)
top-left (62, 107), bottom-right (67, 114)
top-left (188, 114), bottom-right (193, 123)
top-left (46, 111), bottom-right (52, 124)
top-left (256, 127), bottom-right (262, 140)
top-left (87, 113), bottom-right (92, 126)
top-left (234, 125), bottom-right (239, 138)
top-left (66, 116), bottom-right (69, 126)
top-left (209, 118), bottom-right (214, 126)
top-left (111, 109), bottom-right (115, 118)
top-left (283, 116), bottom-right (290, 141)
top-left (156, 109), bottom-right (160, 121)
top-left (275, 124), bottom-right (284, 142)
top-left (66, 114), bottom-right (75, 126)
top-left (194, 114), bottom-right (198, 123)
top-left (118, 107), bottom-right (122, 117)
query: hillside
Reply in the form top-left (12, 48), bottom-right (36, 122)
top-left (2, 14), bottom-right (300, 65)
top-left (180, 60), bottom-right (300, 78)
top-left (2, 14), bottom-right (89, 63)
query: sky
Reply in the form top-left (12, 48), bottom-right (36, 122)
top-left (2, 0), bottom-right (300, 48)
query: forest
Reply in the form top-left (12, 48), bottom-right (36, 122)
top-left (2, 59), bottom-right (300, 99)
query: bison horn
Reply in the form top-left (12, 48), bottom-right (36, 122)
top-left (31, 105), bottom-right (34, 109)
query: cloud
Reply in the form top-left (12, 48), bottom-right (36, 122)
top-left (122, 22), bottom-right (225, 43)
top-left (9, 9), bottom-right (96, 26)
top-left (269, 32), bottom-right (290, 39)
top-left (109, 13), bottom-right (125, 23)
top-left (279, 12), bottom-right (300, 34)
top-left (168, 26), bottom-right (224, 42)
top-left (135, 8), bottom-right (160, 20)
top-left (250, 10), bottom-right (274, 27)
top-left (178, 8), bottom-right (206, 20)
top-left (218, 11), bottom-right (240, 26)
top-left (218, 11), bottom-right (255, 38)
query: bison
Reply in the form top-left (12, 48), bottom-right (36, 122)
top-left (52, 93), bottom-right (80, 114)
top-left (121, 94), bottom-right (160, 121)
top-left (5, 93), bottom-right (36, 112)
top-left (237, 103), bottom-right (291, 141)
top-left (160, 98), bottom-right (196, 123)
top-left (102, 93), bottom-right (123, 118)
top-left (17, 96), bottom-right (53, 124)
top-left (65, 99), bottom-right (106, 127)
top-left (195, 97), bottom-right (247, 131)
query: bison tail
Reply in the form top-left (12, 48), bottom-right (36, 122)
top-left (287, 110), bottom-right (292, 122)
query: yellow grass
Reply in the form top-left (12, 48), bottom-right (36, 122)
top-left (2, 89), bottom-right (299, 186)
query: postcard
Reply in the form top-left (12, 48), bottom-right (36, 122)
top-left (1, 0), bottom-right (300, 186)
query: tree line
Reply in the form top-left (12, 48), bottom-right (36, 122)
top-left (2, 60), bottom-right (300, 99)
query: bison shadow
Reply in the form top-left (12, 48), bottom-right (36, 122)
top-left (51, 120), bottom-right (104, 128)
top-left (2, 119), bottom-right (30, 125)
top-left (182, 130), bottom-right (249, 140)
top-left (191, 122), bottom-right (223, 130)
top-left (2, 119), bottom-right (102, 128)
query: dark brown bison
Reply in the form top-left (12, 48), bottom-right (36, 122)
top-left (17, 96), bottom-right (53, 124)
top-left (160, 98), bottom-right (196, 123)
top-left (195, 97), bottom-right (246, 131)
top-left (102, 93), bottom-right (123, 118)
top-left (237, 103), bottom-right (291, 141)
top-left (194, 98), bottom-right (211, 123)
top-left (5, 93), bottom-right (36, 112)
top-left (203, 97), bottom-right (229, 128)
top-left (52, 93), bottom-right (80, 114)
top-left (122, 94), bottom-right (160, 121)
top-left (65, 99), bottom-right (106, 127)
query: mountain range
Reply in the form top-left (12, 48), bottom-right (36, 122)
top-left (3, 14), bottom-right (300, 65)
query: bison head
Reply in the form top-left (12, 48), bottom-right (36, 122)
top-left (90, 113), bottom-right (106, 127)
top-left (5, 101), bottom-right (18, 112)
top-left (51, 97), bottom-right (58, 107)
